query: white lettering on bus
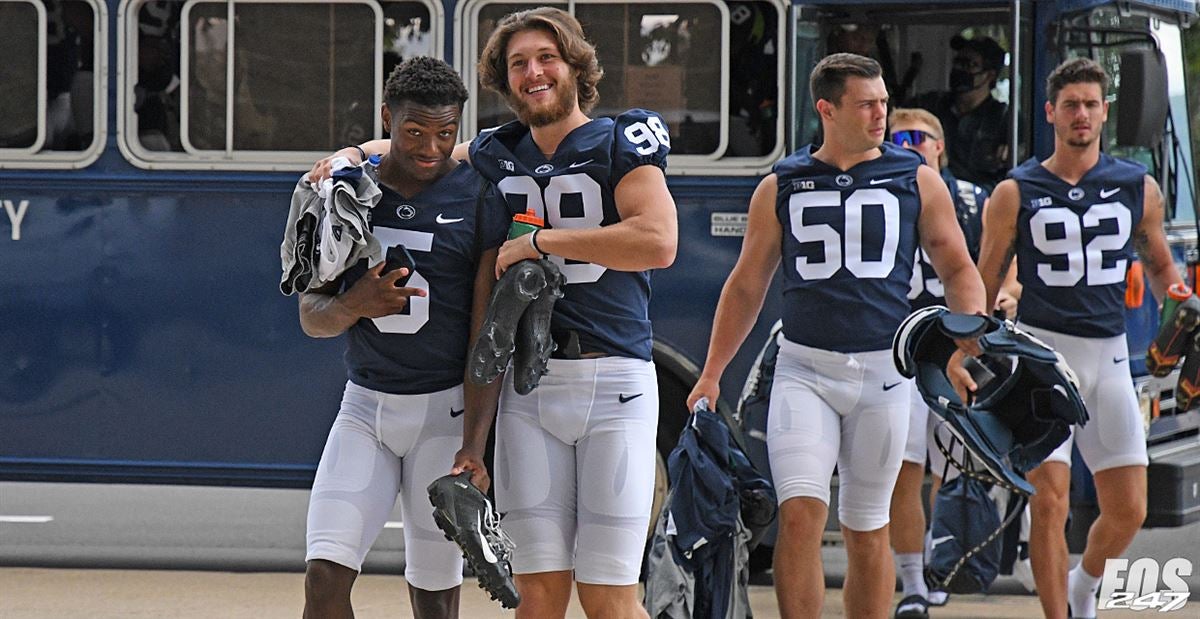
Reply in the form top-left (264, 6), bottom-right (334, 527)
top-left (3, 199), bottom-right (29, 241)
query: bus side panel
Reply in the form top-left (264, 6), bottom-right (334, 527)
top-left (0, 177), bottom-right (346, 485)
top-left (651, 179), bottom-right (784, 408)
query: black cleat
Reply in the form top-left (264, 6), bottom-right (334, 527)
top-left (427, 473), bottom-right (520, 609)
top-left (511, 259), bottom-right (563, 395)
top-left (468, 261), bottom-right (547, 386)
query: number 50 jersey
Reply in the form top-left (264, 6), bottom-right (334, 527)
top-left (1012, 154), bottom-right (1146, 337)
top-left (469, 109), bottom-right (672, 361)
top-left (774, 143), bottom-right (924, 353)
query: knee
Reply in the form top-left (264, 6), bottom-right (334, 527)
top-left (778, 498), bottom-right (827, 540)
top-left (1104, 498), bottom-right (1146, 531)
top-left (305, 559), bottom-right (355, 601)
top-left (842, 526), bottom-right (889, 556)
top-left (1030, 491), bottom-right (1070, 526)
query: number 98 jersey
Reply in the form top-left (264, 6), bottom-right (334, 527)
top-left (469, 109), bottom-right (671, 361)
top-left (774, 143), bottom-right (924, 353)
top-left (1012, 154), bottom-right (1146, 337)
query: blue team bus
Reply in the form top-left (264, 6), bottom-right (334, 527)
top-left (1, 0), bottom-right (1198, 533)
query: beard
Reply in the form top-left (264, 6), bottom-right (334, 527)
top-left (507, 78), bottom-right (577, 127)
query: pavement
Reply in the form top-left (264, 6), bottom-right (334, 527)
top-left (0, 567), bottom-right (1094, 619)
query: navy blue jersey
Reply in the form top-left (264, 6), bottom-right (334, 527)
top-left (1012, 154), bottom-right (1146, 337)
top-left (469, 109), bottom-right (671, 360)
top-left (775, 142), bottom-right (923, 352)
top-left (342, 163), bottom-right (513, 394)
top-left (909, 171), bottom-right (989, 310)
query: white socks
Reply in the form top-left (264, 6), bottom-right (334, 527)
top-left (1068, 564), bottom-right (1101, 618)
top-left (897, 552), bottom-right (928, 598)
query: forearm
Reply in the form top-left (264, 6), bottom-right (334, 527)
top-left (534, 219), bottom-right (676, 271)
top-left (700, 276), bottom-right (771, 382)
top-left (461, 378), bottom-right (500, 452)
top-left (940, 265), bottom-right (987, 316)
top-left (299, 293), bottom-right (359, 338)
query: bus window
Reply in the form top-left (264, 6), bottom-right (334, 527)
top-left (0, 0), bottom-right (105, 169)
top-left (792, 5), bottom-right (1033, 190)
top-left (1061, 6), bottom-right (1197, 224)
top-left (462, 0), bottom-right (785, 173)
top-left (122, 0), bottom-right (437, 170)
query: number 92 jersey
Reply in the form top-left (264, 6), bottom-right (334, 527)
top-left (774, 143), bottom-right (923, 353)
top-left (468, 109), bottom-right (671, 361)
top-left (1012, 154), bottom-right (1146, 337)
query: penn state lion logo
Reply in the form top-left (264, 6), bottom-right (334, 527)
top-left (396, 204), bottom-right (416, 219)
top-left (836, 174), bottom-right (853, 187)
top-left (1068, 187), bottom-right (1085, 201)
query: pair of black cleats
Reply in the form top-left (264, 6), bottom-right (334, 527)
top-left (427, 473), bottom-right (520, 609)
top-left (468, 258), bottom-right (564, 395)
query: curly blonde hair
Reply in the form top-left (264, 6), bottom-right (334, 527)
top-left (478, 7), bottom-right (603, 115)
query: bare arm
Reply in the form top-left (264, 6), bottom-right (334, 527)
top-left (494, 165), bottom-right (678, 276)
top-left (452, 247), bottom-right (502, 492)
top-left (1135, 175), bottom-right (1183, 304)
top-left (975, 179), bottom-right (1022, 312)
top-left (917, 165), bottom-right (986, 316)
top-left (686, 175), bottom-right (782, 410)
top-left (298, 263), bottom-right (425, 338)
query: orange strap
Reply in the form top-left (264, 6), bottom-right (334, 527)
top-left (1126, 260), bottom-right (1145, 309)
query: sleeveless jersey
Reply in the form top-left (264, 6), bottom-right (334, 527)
top-left (1012, 154), bottom-right (1146, 337)
top-left (775, 142), bottom-right (924, 352)
top-left (469, 109), bottom-right (671, 360)
top-left (908, 171), bottom-right (988, 310)
top-left (343, 163), bottom-right (512, 394)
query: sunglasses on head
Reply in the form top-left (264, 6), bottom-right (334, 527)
top-left (890, 129), bottom-right (936, 147)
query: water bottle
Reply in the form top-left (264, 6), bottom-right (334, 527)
top-left (508, 209), bottom-right (543, 240)
top-left (1147, 283), bottom-right (1200, 377)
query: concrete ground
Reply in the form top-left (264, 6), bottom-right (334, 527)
top-left (0, 567), bottom-right (1161, 618)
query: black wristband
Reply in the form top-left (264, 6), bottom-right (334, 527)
top-left (530, 228), bottom-right (548, 257)
top-left (347, 144), bottom-right (367, 163)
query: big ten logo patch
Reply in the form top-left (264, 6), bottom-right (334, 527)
top-left (1098, 557), bottom-right (1192, 612)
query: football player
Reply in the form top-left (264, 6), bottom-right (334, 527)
top-left (687, 53), bottom-right (986, 618)
top-left (974, 57), bottom-right (1181, 619)
top-left (887, 107), bottom-right (990, 618)
top-left (309, 8), bottom-right (676, 619)
top-left (297, 57), bottom-right (511, 619)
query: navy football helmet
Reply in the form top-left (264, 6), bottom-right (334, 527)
top-left (893, 307), bottom-right (1088, 495)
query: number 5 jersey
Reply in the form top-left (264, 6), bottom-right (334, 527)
top-left (469, 109), bottom-right (672, 361)
top-left (1011, 154), bottom-right (1146, 337)
top-left (773, 142), bottom-right (924, 353)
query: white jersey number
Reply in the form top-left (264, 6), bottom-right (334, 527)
top-left (370, 228), bottom-right (433, 334)
top-left (788, 189), bottom-right (900, 280)
top-left (908, 248), bottom-right (945, 299)
top-left (497, 173), bottom-right (606, 284)
top-left (1030, 202), bottom-right (1131, 287)
top-left (623, 117), bottom-right (671, 155)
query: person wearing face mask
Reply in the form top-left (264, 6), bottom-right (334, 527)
top-left (912, 35), bottom-right (1010, 191)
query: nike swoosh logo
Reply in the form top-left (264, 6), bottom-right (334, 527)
top-left (1100, 188), bottom-right (1120, 199)
top-left (1113, 357), bottom-right (1127, 364)
top-left (475, 511), bottom-right (499, 563)
top-left (450, 408), bottom-right (465, 418)
top-left (436, 214), bottom-right (464, 224)
top-left (869, 178), bottom-right (893, 185)
top-left (931, 535), bottom-right (954, 549)
top-left (618, 393), bottom-right (643, 404)
top-left (883, 382), bottom-right (902, 391)
top-left (568, 159), bottom-right (594, 168)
